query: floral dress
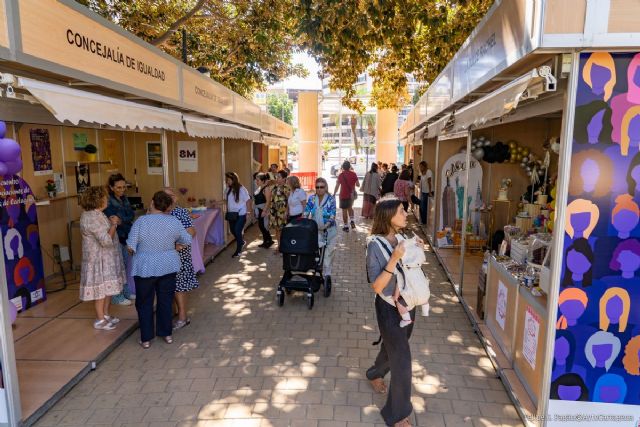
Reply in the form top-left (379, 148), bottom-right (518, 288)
top-left (270, 184), bottom-right (291, 230)
top-left (79, 210), bottom-right (125, 301)
top-left (171, 206), bottom-right (199, 292)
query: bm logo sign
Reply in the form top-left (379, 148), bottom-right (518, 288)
top-left (179, 149), bottom-right (196, 159)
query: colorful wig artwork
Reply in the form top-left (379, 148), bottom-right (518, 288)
top-left (582, 52), bottom-right (616, 102)
top-left (599, 287), bottom-right (631, 333)
top-left (557, 288), bottom-right (589, 329)
top-left (565, 199), bottom-right (600, 239)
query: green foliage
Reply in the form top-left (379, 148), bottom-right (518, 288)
top-left (266, 93), bottom-right (294, 125)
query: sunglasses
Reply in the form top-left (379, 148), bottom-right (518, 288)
top-left (315, 186), bottom-right (326, 189)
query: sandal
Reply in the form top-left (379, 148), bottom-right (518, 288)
top-left (394, 418), bottom-right (411, 427)
top-left (369, 378), bottom-right (388, 394)
top-left (164, 336), bottom-right (173, 344)
top-left (139, 340), bottom-right (150, 349)
top-left (172, 318), bottom-right (191, 330)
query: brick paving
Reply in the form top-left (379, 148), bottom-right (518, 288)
top-left (35, 215), bottom-right (524, 427)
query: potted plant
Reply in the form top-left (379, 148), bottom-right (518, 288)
top-left (45, 179), bottom-right (56, 198)
top-left (84, 144), bottom-right (98, 162)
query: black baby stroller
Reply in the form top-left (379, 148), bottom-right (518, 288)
top-left (277, 218), bottom-right (331, 309)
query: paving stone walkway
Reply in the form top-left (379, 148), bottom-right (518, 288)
top-left (35, 216), bottom-right (524, 427)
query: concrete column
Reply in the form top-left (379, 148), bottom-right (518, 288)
top-left (376, 108), bottom-right (398, 164)
top-left (297, 91), bottom-right (320, 174)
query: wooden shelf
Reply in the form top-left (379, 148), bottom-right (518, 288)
top-left (64, 160), bottom-right (112, 167)
top-left (35, 194), bottom-right (78, 206)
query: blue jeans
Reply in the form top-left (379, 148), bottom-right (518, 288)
top-left (419, 192), bottom-right (429, 225)
top-left (229, 214), bottom-right (247, 254)
top-left (134, 273), bottom-right (176, 342)
top-left (112, 244), bottom-right (133, 302)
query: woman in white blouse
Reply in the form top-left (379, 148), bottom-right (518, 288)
top-left (287, 175), bottom-right (308, 223)
top-left (225, 172), bottom-right (252, 258)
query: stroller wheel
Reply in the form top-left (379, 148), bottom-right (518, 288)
top-left (323, 276), bottom-right (332, 298)
top-left (277, 290), bottom-right (285, 307)
top-left (306, 293), bottom-right (314, 310)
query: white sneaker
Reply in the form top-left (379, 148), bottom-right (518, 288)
top-left (104, 315), bottom-right (120, 325)
top-left (94, 319), bottom-right (116, 330)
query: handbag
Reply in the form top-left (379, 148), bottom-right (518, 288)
top-left (225, 211), bottom-right (239, 221)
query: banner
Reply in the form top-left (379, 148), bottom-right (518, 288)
top-left (29, 129), bottom-right (52, 176)
top-left (547, 52), bottom-right (640, 422)
top-left (146, 141), bottom-right (162, 175)
top-left (177, 141), bottom-right (198, 173)
top-left (438, 152), bottom-right (483, 246)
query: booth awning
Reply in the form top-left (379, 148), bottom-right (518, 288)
top-left (183, 114), bottom-right (260, 141)
top-left (263, 135), bottom-right (290, 146)
top-left (427, 114), bottom-right (452, 139)
top-left (399, 136), bottom-right (408, 147)
top-left (450, 70), bottom-right (539, 133)
top-left (414, 127), bottom-right (426, 144)
top-left (17, 77), bottom-right (184, 132)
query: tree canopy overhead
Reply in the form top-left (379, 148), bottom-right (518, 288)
top-left (77, 0), bottom-right (492, 110)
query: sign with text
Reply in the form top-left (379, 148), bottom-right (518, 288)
top-left (523, 306), bottom-right (540, 370)
top-left (178, 141), bottom-right (198, 173)
top-left (182, 69), bottom-right (234, 120)
top-left (18, 0), bottom-right (180, 104)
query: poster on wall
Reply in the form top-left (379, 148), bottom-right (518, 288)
top-left (75, 164), bottom-right (90, 196)
top-left (496, 280), bottom-right (507, 331)
top-left (0, 123), bottom-right (46, 313)
top-left (523, 306), bottom-right (539, 370)
top-left (177, 141), bottom-right (198, 173)
top-left (146, 141), bottom-right (163, 175)
top-left (547, 51), bottom-right (640, 421)
top-left (29, 129), bottom-right (52, 176)
top-left (438, 152), bottom-right (483, 246)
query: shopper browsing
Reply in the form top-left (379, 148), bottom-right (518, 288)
top-left (333, 160), bottom-right (360, 231)
top-left (287, 175), bottom-right (307, 223)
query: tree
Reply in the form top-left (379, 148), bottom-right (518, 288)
top-left (266, 93), bottom-right (294, 125)
top-left (76, 0), bottom-right (307, 98)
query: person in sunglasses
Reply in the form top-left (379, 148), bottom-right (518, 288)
top-left (305, 177), bottom-right (337, 284)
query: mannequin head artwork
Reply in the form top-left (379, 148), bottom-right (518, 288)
top-left (26, 224), bottom-right (39, 250)
top-left (609, 239), bottom-right (640, 279)
top-left (568, 149), bottom-right (612, 197)
top-left (600, 287), bottom-right (631, 333)
top-left (585, 331), bottom-right (621, 370)
top-left (557, 288), bottom-right (589, 329)
top-left (626, 53), bottom-right (640, 105)
top-left (626, 151), bottom-right (640, 195)
top-left (593, 374), bottom-right (627, 403)
top-left (565, 199), bottom-right (600, 240)
top-left (550, 373), bottom-right (590, 401)
top-left (554, 330), bottom-right (577, 369)
top-left (622, 336), bottom-right (640, 375)
top-left (582, 52), bottom-right (616, 101)
top-left (611, 194), bottom-right (640, 239)
top-left (620, 106), bottom-right (640, 156)
top-left (574, 101), bottom-right (613, 144)
top-left (562, 238), bottom-right (593, 286)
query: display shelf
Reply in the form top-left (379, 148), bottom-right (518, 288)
top-left (64, 160), bottom-right (112, 167)
top-left (35, 194), bottom-right (78, 206)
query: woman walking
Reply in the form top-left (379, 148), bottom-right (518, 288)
top-left (127, 191), bottom-right (191, 349)
top-left (164, 187), bottom-right (198, 331)
top-left (394, 169), bottom-right (413, 212)
top-left (103, 173), bottom-right (135, 305)
top-left (305, 177), bottom-right (337, 284)
top-left (417, 161), bottom-right (433, 225)
top-left (254, 173), bottom-right (273, 248)
top-left (267, 170), bottom-right (290, 249)
top-left (287, 175), bottom-right (307, 223)
top-left (366, 198), bottom-right (421, 426)
top-left (225, 172), bottom-right (252, 258)
top-left (333, 161), bottom-right (360, 231)
top-left (79, 186), bottom-right (125, 330)
top-left (362, 163), bottom-right (382, 219)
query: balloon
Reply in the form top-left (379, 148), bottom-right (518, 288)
top-left (0, 122), bottom-right (6, 139)
top-left (484, 140), bottom-right (491, 147)
top-left (472, 147), bottom-right (485, 160)
top-left (479, 136), bottom-right (485, 141)
top-left (523, 147), bottom-right (530, 156)
top-left (527, 171), bottom-right (532, 176)
top-left (523, 156), bottom-right (529, 163)
top-left (9, 300), bottom-right (17, 324)
top-left (538, 169), bottom-right (545, 176)
top-left (0, 138), bottom-right (21, 162)
top-left (516, 154), bottom-right (523, 161)
top-left (0, 163), bottom-right (8, 176)
top-left (5, 159), bottom-right (22, 175)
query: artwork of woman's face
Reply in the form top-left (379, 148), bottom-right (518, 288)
top-left (616, 250), bottom-right (640, 275)
top-left (599, 385), bottom-right (622, 403)
top-left (555, 337), bottom-right (571, 363)
top-left (560, 299), bottom-right (586, 322)
top-left (629, 115), bottom-right (640, 146)
top-left (635, 66), bottom-right (640, 87)
top-left (612, 209), bottom-right (639, 236)
top-left (587, 110), bottom-right (606, 144)
top-left (592, 343), bottom-right (614, 367)
top-left (580, 159), bottom-right (599, 192)
top-left (606, 296), bottom-right (624, 324)
top-left (567, 249), bottom-right (591, 278)
top-left (570, 212), bottom-right (592, 237)
top-left (591, 64), bottom-right (612, 95)
top-left (558, 385), bottom-right (582, 401)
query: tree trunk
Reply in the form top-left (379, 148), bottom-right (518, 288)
top-left (150, 0), bottom-right (208, 47)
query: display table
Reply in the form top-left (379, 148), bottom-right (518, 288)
top-left (485, 256), bottom-right (548, 406)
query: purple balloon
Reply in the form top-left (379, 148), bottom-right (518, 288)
top-left (0, 138), bottom-right (21, 162)
top-left (0, 122), bottom-right (7, 139)
top-left (0, 163), bottom-right (8, 176)
top-left (5, 158), bottom-right (22, 175)
top-left (8, 300), bottom-right (17, 324)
